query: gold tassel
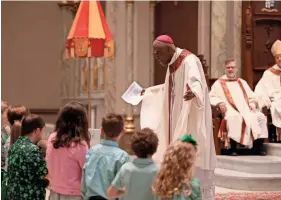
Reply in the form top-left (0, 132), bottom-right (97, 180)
top-left (88, 46), bottom-right (91, 57)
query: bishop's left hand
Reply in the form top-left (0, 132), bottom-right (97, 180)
top-left (184, 90), bottom-right (195, 101)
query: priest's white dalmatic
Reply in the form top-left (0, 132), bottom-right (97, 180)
top-left (255, 65), bottom-right (281, 128)
top-left (209, 76), bottom-right (268, 147)
top-left (141, 48), bottom-right (216, 198)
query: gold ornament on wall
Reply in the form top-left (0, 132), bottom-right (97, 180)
top-left (58, 1), bottom-right (80, 17)
top-left (262, 0), bottom-right (278, 12)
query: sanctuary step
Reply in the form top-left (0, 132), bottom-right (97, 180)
top-left (216, 155), bottom-right (281, 174)
top-left (220, 142), bottom-right (281, 156)
top-left (215, 186), bottom-right (265, 194)
top-left (265, 143), bottom-right (281, 157)
top-left (221, 147), bottom-right (253, 155)
top-left (215, 154), bottom-right (281, 191)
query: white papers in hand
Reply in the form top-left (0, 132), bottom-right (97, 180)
top-left (122, 81), bottom-right (144, 105)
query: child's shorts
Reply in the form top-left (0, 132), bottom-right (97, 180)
top-left (49, 190), bottom-right (81, 200)
top-left (89, 196), bottom-right (106, 200)
top-left (89, 196), bottom-right (119, 200)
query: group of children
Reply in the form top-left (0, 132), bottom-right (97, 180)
top-left (1, 101), bottom-right (202, 200)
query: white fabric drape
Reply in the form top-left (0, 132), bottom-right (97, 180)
top-left (255, 65), bottom-right (281, 128)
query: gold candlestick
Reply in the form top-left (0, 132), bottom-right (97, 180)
top-left (124, 116), bottom-right (135, 133)
top-left (118, 115), bottom-right (135, 155)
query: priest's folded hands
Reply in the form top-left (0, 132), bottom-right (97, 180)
top-left (218, 102), bottom-right (227, 113)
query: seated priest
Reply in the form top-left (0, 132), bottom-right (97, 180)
top-left (255, 39), bottom-right (281, 142)
top-left (209, 59), bottom-right (268, 156)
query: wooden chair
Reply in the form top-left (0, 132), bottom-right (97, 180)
top-left (262, 107), bottom-right (277, 143)
top-left (197, 54), bottom-right (209, 86)
top-left (212, 105), bottom-right (223, 155)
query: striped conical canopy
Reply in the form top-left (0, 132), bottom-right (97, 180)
top-left (66, 1), bottom-right (112, 58)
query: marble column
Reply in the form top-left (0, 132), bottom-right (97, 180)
top-left (210, 1), bottom-right (242, 78)
top-left (225, 1), bottom-right (242, 76)
top-left (126, 0), bottom-right (134, 117)
top-left (60, 7), bottom-right (76, 99)
top-left (233, 1), bottom-right (242, 77)
top-left (210, 1), bottom-right (227, 78)
top-left (117, 0), bottom-right (135, 155)
top-left (149, 1), bottom-right (156, 86)
top-left (104, 1), bottom-right (117, 114)
top-left (198, 1), bottom-right (211, 72)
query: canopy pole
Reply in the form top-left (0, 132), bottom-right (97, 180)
top-left (87, 57), bottom-right (92, 127)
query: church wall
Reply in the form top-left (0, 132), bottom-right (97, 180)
top-left (1, 2), bottom-right (69, 113)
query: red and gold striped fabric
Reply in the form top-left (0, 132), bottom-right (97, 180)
top-left (66, 1), bottom-right (112, 58)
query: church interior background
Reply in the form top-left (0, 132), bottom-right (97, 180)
top-left (2, 0), bottom-right (243, 127)
top-left (3, 0), bottom-right (280, 125)
top-left (2, 0), bottom-right (281, 194)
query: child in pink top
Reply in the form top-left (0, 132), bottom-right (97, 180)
top-left (46, 102), bottom-right (91, 199)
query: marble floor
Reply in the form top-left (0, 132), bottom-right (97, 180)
top-left (46, 187), bottom-right (265, 199)
top-left (215, 187), bottom-right (269, 194)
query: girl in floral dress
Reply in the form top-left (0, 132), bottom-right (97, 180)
top-left (4, 105), bottom-right (29, 170)
top-left (1, 101), bottom-right (10, 169)
top-left (153, 134), bottom-right (202, 200)
top-left (7, 114), bottom-right (48, 200)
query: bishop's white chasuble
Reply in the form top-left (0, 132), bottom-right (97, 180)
top-left (141, 48), bottom-right (216, 199)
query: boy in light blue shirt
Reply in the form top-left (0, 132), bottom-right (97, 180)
top-left (107, 128), bottom-right (159, 200)
top-left (81, 113), bottom-right (130, 200)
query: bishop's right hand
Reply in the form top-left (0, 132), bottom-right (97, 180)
top-left (218, 102), bottom-right (227, 114)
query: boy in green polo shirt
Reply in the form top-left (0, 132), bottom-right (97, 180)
top-left (107, 128), bottom-right (159, 200)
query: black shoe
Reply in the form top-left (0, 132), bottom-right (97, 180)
top-left (260, 151), bottom-right (266, 156)
top-left (230, 152), bottom-right (238, 156)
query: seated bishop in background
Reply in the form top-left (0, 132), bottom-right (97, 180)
top-left (255, 39), bottom-right (281, 142)
top-left (209, 59), bottom-right (268, 156)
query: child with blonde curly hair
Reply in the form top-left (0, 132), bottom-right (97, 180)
top-left (153, 134), bottom-right (201, 200)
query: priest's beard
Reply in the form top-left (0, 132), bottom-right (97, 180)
top-left (226, 74), bottom-right (236, 80)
